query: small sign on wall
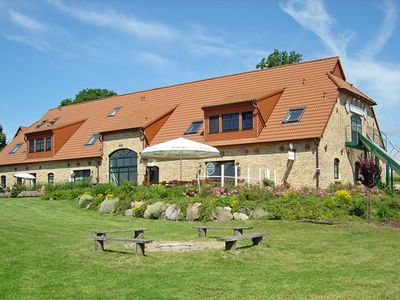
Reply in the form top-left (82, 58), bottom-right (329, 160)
top-left (288, 150), bottom-right (296, 161)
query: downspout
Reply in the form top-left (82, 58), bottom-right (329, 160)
top-left (139, 128), bottom-right (149, 185)
top-left (314, 138), bottom-right (320, 189)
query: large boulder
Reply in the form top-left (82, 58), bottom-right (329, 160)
top-left (78, 194), bottom-right (93, 208)
top-left (124, 209), bottom-right (133, 217)
top-left (212, 206), bottom-right (233, 221)
top-left (250, 208), bottom-right (268, 219)
top-left (239, 207), bottom-right (252, 216)
top-left (233, 212), bottom-right (249, 221)
top-left (144, 202), bottom-right (166, 219)
top-left (99, 198), bottom-right (119, 214)
top-left (165, 204), bottom-right (183, 221)
top-left (186, 202), bottom-right (202, 221)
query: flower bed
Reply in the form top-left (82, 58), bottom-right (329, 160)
top-left (40, 181), bottom-right (400, 222)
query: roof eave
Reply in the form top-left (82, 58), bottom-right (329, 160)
top-left (338, 88), bottom-right (377, 106)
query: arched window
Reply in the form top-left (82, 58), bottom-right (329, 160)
top-left (1, 175), bottom-right (6, 189)
top-left (48, 173), bottom-right (54, 184)
top-left (334, 158), bottom-right (340, 179)
top-left (109, 149), bottom-right (137, 185)
top-left (351, 114), bottom-right (362, 142)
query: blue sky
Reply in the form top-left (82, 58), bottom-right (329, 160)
top-left (1, 0), bottom-right (400, 144)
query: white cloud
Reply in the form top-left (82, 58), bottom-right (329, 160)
top-left (47, 0), bottom-right (177, 41)
top-left (3, 34), bottom-right (50, 51)
top-left (9, 9), bottom-right (47, 31)
top-left (360, 0), bottom-right (397, 59)
top-left (280, 0), bottom-right (355, 57)
top-left (280, 0), bottom-right (400, 145)
top-left (280, 0), bottom-right (400, 136)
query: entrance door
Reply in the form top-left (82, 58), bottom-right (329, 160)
top-left (109, 149), bottom-right (138, 185)
top-left (146, 166), bottom-right (159, 184)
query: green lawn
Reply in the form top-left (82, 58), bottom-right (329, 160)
top-left (1, 198), bottom-right (400, 299)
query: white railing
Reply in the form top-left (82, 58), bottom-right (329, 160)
top-left (198, 165), bottom-right (277, 187)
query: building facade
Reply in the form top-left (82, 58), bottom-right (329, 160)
top-left (0, 57), bottom-right (384, 189)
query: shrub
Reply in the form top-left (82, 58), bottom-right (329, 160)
top-left (133, 202), bottom-right (146, 217)
top-left (11, 185), bottom-right (26, 198)
top-left (263, 178), bottom-right (275, 187)
top-left (114, 194), bottom-right (132, 214)
top-left (93, 183), bottom-right (116, 197)
top-left (116, 181), bottom-right (137, 196)
top-left (41, 188), bottom-right (88, 201)
top-left (376, 201), bottom-right (391, 220)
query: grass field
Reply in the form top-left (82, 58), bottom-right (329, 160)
top-left (1, 198), bottom-right (400, 299)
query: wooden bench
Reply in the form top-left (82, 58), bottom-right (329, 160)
top-left (192, 225), bottom-right (253, 238)
top-left (90, 236), bottom-right (152, 256)
top-left (91, 228), bottom-right (150, 256)
top-left (94, 228), bottom-right (148, 238)
top-left (217, 232), bottom-right (268, 251)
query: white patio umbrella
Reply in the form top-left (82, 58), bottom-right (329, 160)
top-left (14, 173), bottom-right (35, 180)
top-left (140, 137), bottom-right (221, 181)
top-left (14, 173), bottom-right (36, 187)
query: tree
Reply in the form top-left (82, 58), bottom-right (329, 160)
top-left (60, 88), bottom-right (117, 106)
top-left (0, 124), bottom-right (6, 151)
top-left (256, 49), bottom-right (303, 69)
top-left (358, 156), bottom-right (381, 220)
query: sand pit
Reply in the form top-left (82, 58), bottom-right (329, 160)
top-left (127, 240), bottom-right (223, 252)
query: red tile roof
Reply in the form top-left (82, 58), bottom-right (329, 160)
top-left (202, 88), bottom-right (284, 108)
top-left (327, 72), bottom-right (376, 105)
top-left (0, 56), bottom-right (371, 166)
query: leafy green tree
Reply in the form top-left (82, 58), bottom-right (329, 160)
top-left (0, 124), bottom-right (6, 151)
top-left (256, 49), bottom-right (303, 69)
top-left (60, 88), bottom-right (117, 106)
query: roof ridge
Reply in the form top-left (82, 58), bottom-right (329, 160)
top-left (48, 56), bottom-right (340, 111)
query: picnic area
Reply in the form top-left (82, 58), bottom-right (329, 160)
top-left (1, 197), bottom-right (400, 299)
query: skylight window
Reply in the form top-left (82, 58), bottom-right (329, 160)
top-left (184, 121), bottom-right (203, 134)
top-left (48, 118), bottom-right (60, 125)
top-left (36, 120), bottom-right (48, 129)
top-left (283, 108), bottom-right (305, 124)
top-left (9, 143), bottom-right (22, 154)
top-left (85, 134), bottom-right (101, 146)
top-left (108, 107), bottom-right (121, 117)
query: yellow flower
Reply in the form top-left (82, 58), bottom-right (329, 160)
top-left (334, 189), bottom-right (351, 202)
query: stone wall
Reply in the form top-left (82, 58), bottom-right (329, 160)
top-left (148, 139), bottom-right (318, 188)
top-left (0, 93), bottom-right (385, 189)
top-left (100, 130), bottom-right (146, 184)
top-left (0, 158), bottom-right (99, 189)
top-left (318, 92), bottom-right (384, 187)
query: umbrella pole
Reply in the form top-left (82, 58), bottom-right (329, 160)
top-left (180, 153), bottom-right (183, 182)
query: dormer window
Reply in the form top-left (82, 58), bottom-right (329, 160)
top-left (222, 113), bottom-right (239, 131)
top-left (283, 108), bottom-right (305, 124)
top-left (46, 137), bottom-right (52, 151)
top-left (29, 139), bottom-right (34, 153)
top-left (242, 112), bottom-right (253, 129)
top-left (36, 138), bottom-right (44, 152)
top-left (85, 134), bottom-right (101, 146)
top-left (184, 121), bottom-right (203, 135)
top-left (9, 143), bottom-right (22, 154)
top-left (209, 116), bottom-right (219, 134)
top-left (108, 107), bottom-right (120, 117)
